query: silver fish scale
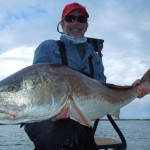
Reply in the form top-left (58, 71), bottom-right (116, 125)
top-left (0, 64), bottom-right (149, 124)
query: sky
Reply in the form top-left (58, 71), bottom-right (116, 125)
top-left (0, 0), bottom-right (150, 119)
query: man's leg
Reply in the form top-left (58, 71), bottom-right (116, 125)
top-left (25, 119), bottom-right (98, 150)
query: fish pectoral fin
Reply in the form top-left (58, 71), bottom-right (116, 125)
top-left (68, 96), bottom-right (92, 127)
top-left (112, 109), bottom-right (120, 119)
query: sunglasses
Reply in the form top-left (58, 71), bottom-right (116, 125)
top-left (64, 15), bottom-right (87, 23)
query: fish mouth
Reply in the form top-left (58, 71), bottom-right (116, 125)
top-left (0, 106), bottom-right (21, 119)
top-left (0, 110), bottom-right (17, 119)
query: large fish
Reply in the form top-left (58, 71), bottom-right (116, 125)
top-left (0, 63), bottom-right (149, 125)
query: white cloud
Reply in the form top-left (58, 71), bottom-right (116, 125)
top-left (0, 46), bottom-right (34, 80)
top-left (121, 96), bottom-right (150, 119)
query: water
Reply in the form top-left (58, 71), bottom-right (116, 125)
top-left (0, 120), bottom-right (150, 150)
top-left (95, 120), bottom-right (150, 150)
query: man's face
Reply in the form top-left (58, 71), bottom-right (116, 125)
top-left (61, 10), bottom-right (88, 38)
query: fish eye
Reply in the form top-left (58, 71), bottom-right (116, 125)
top-left (8, 85), bottom-right (17, 93)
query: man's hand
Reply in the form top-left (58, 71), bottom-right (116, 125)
top-left (51, 106), bottom-right (70, 121)
top-left (132, 79), bottom-right (150, 98)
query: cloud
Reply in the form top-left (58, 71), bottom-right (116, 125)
top-left (121, 97), bottom-right (150, 119)
top-left (0, 0), bottom-right (63, 52)
top-left (0, 46), bottom-right (34, 80)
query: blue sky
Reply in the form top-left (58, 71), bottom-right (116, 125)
top-left (0, 0), bottom-right (150, 119)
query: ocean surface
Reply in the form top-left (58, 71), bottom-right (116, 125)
top-left (0, 120), bottom-right (150, 150)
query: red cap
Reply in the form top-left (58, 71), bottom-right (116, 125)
top-left (62, 3), bottom-right (89, 18)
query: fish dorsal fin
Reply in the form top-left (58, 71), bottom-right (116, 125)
top-left (103, 83), bottom-right (132, 90)
top-left (68, 95), bottom-right (92, 127)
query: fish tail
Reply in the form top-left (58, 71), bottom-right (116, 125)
top-left (140, 69), bottom-right (150, 87)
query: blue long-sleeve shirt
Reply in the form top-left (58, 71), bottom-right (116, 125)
top-left (33, 35), bottom-right (106, 83)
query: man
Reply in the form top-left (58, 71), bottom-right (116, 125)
top-left (24, 3), bottom-right (150, 150)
